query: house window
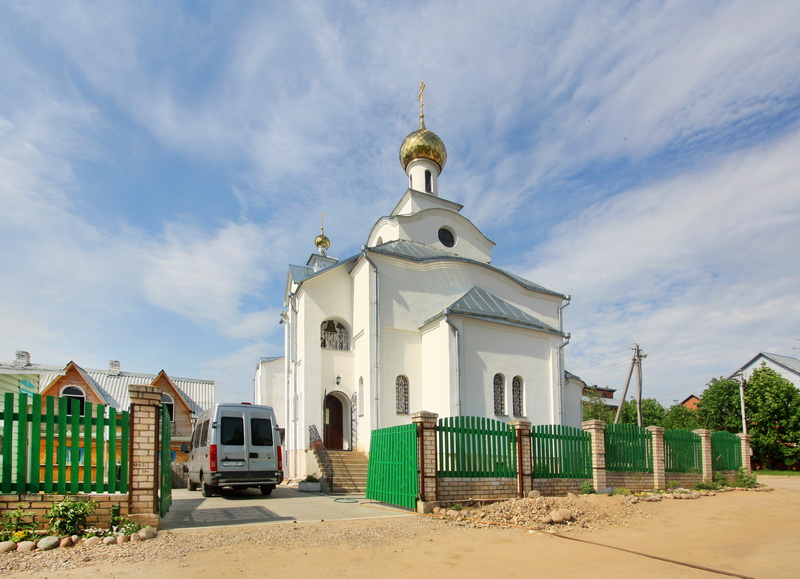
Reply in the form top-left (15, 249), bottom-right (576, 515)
top-left (493, 374), bottom-right (505, 415)
top-left (396, 375), bottom-right (409, 414)
top-left (161, 393), bottom-right (175, 422)
top-left (512, 376), bottom-right (523, 417)
top-left (425, 169), bottom-right (432, 192)
top-left (321, 320), bottom-right (349, 350)
top-left (61, 385), bottom-right (86, 416)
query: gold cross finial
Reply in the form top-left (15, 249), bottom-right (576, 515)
top-left (418, 81), bottom-right (426, 121)
top-left (320, 212), bottom-right (325, 234)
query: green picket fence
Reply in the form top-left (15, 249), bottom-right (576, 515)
top-left (605, 423), bottom-right (653, 472)
top-left (664, 429), bottom-right (702, 473)
top-left (438, 416), bottom-right (517, 477)
top-left (366, 424), bottom-right (418, 510)
top-left (0, 392), bottom-right (129, 494)
top-left (531, 425), bottom-right (591, 479)
top-left (711, 431), bottom-right (742, 471)
top-left (159, 403), bottom-right (172, 516)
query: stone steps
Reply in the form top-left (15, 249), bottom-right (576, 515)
top-left (317, 450), bottom-right (368, 494)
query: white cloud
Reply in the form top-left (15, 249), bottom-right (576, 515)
top-left (523, 128), bottom-right (800, 402)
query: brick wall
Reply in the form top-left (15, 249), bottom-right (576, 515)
top-left (532, 478), bottom-right (590, 496)
top-left (606, 471), bottom-right (654, 490)
top-left (437, 478), bottom-right (517, 502)
top-left (665, 473), bottom-right (703, 488)
top-left (0, 494), bottom-right (129, 530)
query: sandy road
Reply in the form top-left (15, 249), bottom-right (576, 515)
top-left (13, 476), bottom-right (800, 578)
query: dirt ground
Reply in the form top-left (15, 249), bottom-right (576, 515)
top-left (11, 476), bottom-right (800, 578)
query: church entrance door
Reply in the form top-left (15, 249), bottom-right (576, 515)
top-left (324, 394), bottom-right (344, 450)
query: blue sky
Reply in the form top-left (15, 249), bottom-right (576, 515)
top-left (1, 1), bottom-right (798, 407)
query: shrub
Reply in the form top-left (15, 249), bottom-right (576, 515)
top-left (735, 467), bottom-right (758, 488)
top-left (303, 474), bottom-right (320, 483)
top-left (693, 479), bottom-right (722, 491)
top-left (46, 496), bottom-right (96, 536)
top-left (579, 481), bottom-right (595, 494)
top-left (610, 487), bottom-right (631, 496)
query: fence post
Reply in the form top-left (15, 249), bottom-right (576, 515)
top-left (646, 426), bottom-right (665, 490)
top-left (736, 433), bottom-right (752, 475)
top-left (510, 420), bottom-right (532, 498)
top-left (127, 384), bottom-right (162, 528)
top-left (693, 429), bottom-right (713, 482)
top-left (582, 420), bottom-right (607, 492)
top-left (412, 411), bottom-right (438, 504)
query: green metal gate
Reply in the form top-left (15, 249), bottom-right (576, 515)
top-left (711, 431), bottom-right (742, 471)
top-left (366, 424), bottom-right (418, 510)
top-left (159, 403), bottom-right (172, 517)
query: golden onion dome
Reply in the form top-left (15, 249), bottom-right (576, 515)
top-left (399, 117), bottom-right (447, 172)
top-left (315, 233), bottom-right (330, 251)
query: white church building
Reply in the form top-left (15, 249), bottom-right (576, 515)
top-left (256, 92), bottom-right (584, 478)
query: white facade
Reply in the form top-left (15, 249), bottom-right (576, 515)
top-left (258, 114), bottom-right (579, 478)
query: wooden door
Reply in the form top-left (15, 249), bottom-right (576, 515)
top-left (324, 394), bottom-right (344, 450)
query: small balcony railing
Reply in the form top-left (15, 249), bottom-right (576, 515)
top-left (321, 331), bottom-right (349, 351)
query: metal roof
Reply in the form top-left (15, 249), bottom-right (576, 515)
top-left (424, 286), bottom-right (560, 334)
top-left (370, 240), bottom-right (563, 297)
top-left (38, 367), bottom-right (215, 415)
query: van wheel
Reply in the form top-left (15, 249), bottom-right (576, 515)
top-left (260, 485), bottom-right (273, 496)
top-left (188, 479), bottom-right (198, 491)
top-left (201, 481), bottom-right (214, 497)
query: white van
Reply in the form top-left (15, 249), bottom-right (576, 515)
top-left (187, 403), bottom-right (283, 497)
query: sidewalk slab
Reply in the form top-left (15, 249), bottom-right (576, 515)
top-left (160, 486), bottom-right (412, 531)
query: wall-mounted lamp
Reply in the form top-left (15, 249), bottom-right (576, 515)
top-left (335, 375), bottom-right (341, 386)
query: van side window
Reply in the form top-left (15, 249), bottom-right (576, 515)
top-left (199, 420), bottom-right (209, 447)
top-left (251, 418), bottom-right (273, 446)
top-left (221, 417), bottom-right (244, 446)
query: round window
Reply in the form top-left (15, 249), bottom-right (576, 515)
top-left (438, 227), bottom-right (455, 248)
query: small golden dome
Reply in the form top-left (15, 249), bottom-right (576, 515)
top-left (399, 118), bottom-right (447, 172)
top-left (315, 233), bottom-right (330, 250)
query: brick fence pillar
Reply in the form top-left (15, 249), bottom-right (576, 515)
top-left (510, 420), bottom-right (532, 498)
top-left (412, 411), bottom-right (438, 505)
top-left (737, 433), bottom-right (752, 475)
top-left (693, 429), bottom-right (713, 482)
top-left (582, 420), bottom-right (607, 492)
top-left (128, 384), bottom-right (162, 528)
top-left (646, 425), bottom-right (666, 490)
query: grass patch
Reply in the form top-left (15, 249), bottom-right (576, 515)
top-left (755, 469), bottom-right (800, 476)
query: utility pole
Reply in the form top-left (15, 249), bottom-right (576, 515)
top-left (613, 344), bottom-right (647, 425)
top-left (733, 370), bottom-right (748, 435)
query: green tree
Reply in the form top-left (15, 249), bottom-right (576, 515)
top-left (744, 365), bottom-right (800, 469)
top-left (583, 389), bottom-right (615, 423)
top-left (662, 403), bottom-right (701, 430)
top-left (618, 398), bottom-right (666, 427)
top-left (696, 377), bottom-right (742, 432)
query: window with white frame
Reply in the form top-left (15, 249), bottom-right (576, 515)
top-left (162, 392), bottom-right (175, 422)
top-left (512, 376), bottom-right (523, 417)
top-left (61, 385), bottom-right (86, 416)
top-left (396, 375), bottom-right (409, 414)
top-left (493, 374), bottom-right (505, 415)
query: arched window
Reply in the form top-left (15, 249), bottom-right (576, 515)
top-left (320, 320), bottom-right (349, 350)
top-left (512, 376), bottom-right (523, 417)
top-left (61, 385), bottom-right (86, 416)
top-left (162, 392), bottom-right (175, 422)
top-left (396, 375), bottom-right (409, 414)
top-left (493, 374), bottom-right (505, 415)
top-left (425, 169), bottom-right (432, 192)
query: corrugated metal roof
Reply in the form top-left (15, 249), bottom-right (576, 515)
top-left (370, 240), bottom-right (563, 296)
top-left (425, 286), bottom-right (560, 334)
top-left (289, 264), bottom-right (314, 284)
top-left (762, 352), bottom-right (800, 374)
top-left (38, 367), bottom-right (215, 415)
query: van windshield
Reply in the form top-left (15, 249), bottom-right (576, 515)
top-left (221, 416), bottom-right (244, 446)
top-left (251, 418), bottom-right (273, 446)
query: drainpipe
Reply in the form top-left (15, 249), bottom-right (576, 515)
top-left (362, 247), bottom-right (381, 430)
top-left (444, 309), bottom-right (462, 416)
top-left (288, 291), bottom-right (299, 477)
top-left (556, 295), bottom-right (572, 424)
